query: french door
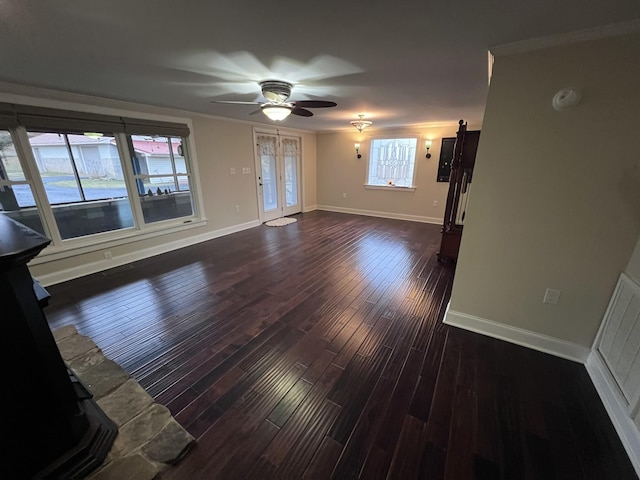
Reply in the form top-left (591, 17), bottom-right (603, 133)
top-left (254, 130), bottom-right (302, 223)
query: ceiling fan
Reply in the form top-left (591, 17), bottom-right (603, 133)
top-left (211, 80), bottom-right (337, 121)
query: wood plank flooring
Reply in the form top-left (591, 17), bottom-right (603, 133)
top-left (45, 211), bottom-right (637, 479)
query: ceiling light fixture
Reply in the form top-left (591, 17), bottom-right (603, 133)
top-left (350, 114), bottom-right (372, 133)
top-left (262, 105), bottom-right (292, 122)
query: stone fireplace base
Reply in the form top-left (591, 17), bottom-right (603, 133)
top-left (53, 325), bottom-right (195, 480)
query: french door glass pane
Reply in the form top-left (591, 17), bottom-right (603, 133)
top-left (258, 135), bottom-right (278, 212)
top-left (282, 138), bottom-right (298, 207)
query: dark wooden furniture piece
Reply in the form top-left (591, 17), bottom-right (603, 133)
top-left (438, 120), bottom-right (480, 262)
top-left (0, 215), bottom-right (116, 479)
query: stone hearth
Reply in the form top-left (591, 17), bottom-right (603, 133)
top-left (53, 325), bottom-right (194, 480)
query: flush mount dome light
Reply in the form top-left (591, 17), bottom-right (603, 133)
top-left (262, 105), bottom-right (292, 121)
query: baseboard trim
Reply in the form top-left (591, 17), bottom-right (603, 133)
top-left (586, 351), bottom-right (640, 477)
top-left (316, 205), bottom-right (442, 225)
top-left (303, 204), bottom-right (318, 213)
top-left (444, 308), bottom-right (590, 363)
top-left (35, 220), bottom-right (261, 286)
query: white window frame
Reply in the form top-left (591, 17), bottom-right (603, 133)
top-left (1, 113), bottom-right (206, 265)
top-left (364, 135), bottom-right (420, 191)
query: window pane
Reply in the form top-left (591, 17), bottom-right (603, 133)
top-left (130, 135), bottom-right (194, 223)
top-left (0, 186), bottom-right (45, 235)
top-left (51, 200), bottom-right (134, 239)
top-left (29, 133), bottom-right (82, 203)
top-left (173, 139), bottom-right (187, 174)
top-left (138, 178), bottom-right (193, 223)
top-left (0, 131), bottom-right (26, 181)
top-left (28, 132), bottom-right (134, 239)
top-left (368, 138), bottom-right (418, 187)
top-left (1, 130), bottom-right (45, 234)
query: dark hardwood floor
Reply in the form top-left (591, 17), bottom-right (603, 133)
top-left (45, 211), bottom-right (636, 479)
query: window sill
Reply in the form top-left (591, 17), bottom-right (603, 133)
top-left (364, 184), bottom-right (417, 192)
top-left (29, 216), bottom-right (208, 265)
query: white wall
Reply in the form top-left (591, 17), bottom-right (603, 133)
top-left (446, 32), bottom-right (640, 359)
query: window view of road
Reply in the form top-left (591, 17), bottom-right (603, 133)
top-left (11, 175), bottom-right (129, 206)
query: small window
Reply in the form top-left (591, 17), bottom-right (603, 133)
top-left (366, 137), bottom-right (418, 187)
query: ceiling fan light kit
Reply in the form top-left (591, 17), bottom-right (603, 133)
top-left (212, 79), bottom-right (337, 122)
top-left (262, 105), bottom-right (292, 121)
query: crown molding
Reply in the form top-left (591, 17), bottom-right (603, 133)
top-left (491, 19), bottom-right (640, 57)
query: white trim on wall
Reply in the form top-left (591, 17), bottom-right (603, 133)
top-left (586, 352), bottom-right (640, 477)
top-left (491, 19), bottom-right (640, 56)
top-left (444, 307), bottom-right (590, 363)
top-left (317, 205), bottom-right (442, 225)
top-left (34, 220), bottom-right (260, 286)
top-left (303, 204), bottom-right (318, 213)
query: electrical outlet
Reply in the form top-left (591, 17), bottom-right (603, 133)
top-left (543, 288), bottom-right (561, 305)
top-left (433, 200), bottom-right (438, 207)
top-left (343, 192), bottom-right (347, 198)
top-left (242, 167), bottom-right (251, 174)
top-left (104, 251), bottom-right (113, 260)
top-left (230, 168), bottom-right (236, 175)
top-left (235, 205), bottom-right (240, 212)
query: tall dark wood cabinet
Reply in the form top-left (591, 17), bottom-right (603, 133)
top-left (437, 120), bottom-right (480, 262)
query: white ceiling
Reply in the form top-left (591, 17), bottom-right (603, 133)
top-left (1, 1), bottom-right (639, 132)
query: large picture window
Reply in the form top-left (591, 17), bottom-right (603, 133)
top-left (0, 102), bottom-right (199, 253)
top-left (366, 137), bottom-right (418, 188)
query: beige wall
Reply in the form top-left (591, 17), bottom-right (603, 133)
top-left (302, 133), bottom-right (318, 211)
top-left (448, 33), bottom-right (640, 348)
top-left (316, 125), bottom-right (476, 222)
top-left (0, 83), bottom-right (317, 283)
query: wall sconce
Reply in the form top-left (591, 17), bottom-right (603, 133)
top-left (425, 139), bottom-right (432, 158)
top-left (354, 143), bottom-right (361, 159)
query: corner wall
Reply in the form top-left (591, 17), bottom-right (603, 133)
top-left (446, 32), bottom-right (640, 356)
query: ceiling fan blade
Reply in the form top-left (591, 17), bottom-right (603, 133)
top-left (291, 107), bottom-right (314, 117)
top-left (293, 100), bottom-right (337, 108)
top-left (211, 100), bottom-right (261, 105)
